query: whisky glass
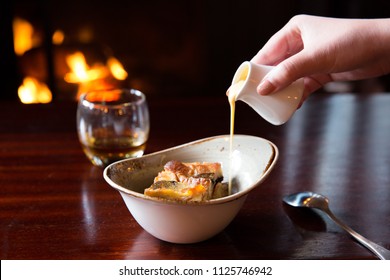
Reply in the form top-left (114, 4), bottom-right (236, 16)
top-left (77, 88), bottom-right (150, 167)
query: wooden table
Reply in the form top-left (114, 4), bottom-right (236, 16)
top-left (1, 92), bottom-right (390, 260)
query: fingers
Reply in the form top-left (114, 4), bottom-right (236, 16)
top-left (258, 51), bottom-right (334, 99)
top-left (251, 18), bottom-right (304, 66)
top-left (251, 17), bottom-right (309, 95)
top-left (257, 51), bottom-right (309, 95)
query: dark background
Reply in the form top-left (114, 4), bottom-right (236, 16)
top-left (2, 0), bottom-right (390, 101)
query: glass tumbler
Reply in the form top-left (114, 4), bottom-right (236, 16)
top-left (77, 88), bottom-right (150, 167)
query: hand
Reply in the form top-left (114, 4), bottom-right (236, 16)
top-left (251, 15), bottom-right (390, 104)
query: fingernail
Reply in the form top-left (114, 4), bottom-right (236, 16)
top-left (257, 79), bottom-right (276, 95)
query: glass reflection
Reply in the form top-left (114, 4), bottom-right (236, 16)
top-left (80, 166), bottom-right (98, 243)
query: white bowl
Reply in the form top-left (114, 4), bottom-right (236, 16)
top-left (103, 134), bottom-right (278, 244)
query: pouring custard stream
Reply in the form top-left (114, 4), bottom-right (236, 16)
top-left (227, 79), bottom-right (246, 195)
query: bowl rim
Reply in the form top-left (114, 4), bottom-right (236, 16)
top-left (103, 134), bottom-right (278, 206)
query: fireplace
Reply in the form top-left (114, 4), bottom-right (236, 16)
top-left (3, 0), bottom-right (215, 103)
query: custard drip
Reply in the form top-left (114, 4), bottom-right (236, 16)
top-left (226, 80), bottom-right (244, 195)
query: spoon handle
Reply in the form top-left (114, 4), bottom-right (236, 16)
top-left (324, 209), bottom-right (390, 260)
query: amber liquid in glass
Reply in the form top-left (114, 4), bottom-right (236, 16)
top-left (81, 135), bottom-right (146, 167)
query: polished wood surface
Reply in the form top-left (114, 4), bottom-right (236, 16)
top-left (1, 92), bottom-right (390, 260)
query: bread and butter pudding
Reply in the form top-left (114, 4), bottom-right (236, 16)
top-left (144, 160), bottom-right (228, 202)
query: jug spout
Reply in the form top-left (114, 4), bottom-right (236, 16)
top-left (228, 61), bottom-right (304, 125)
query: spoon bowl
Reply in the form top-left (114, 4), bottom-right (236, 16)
top-left (283, 191), bottom-right (330, 210)
top-left (283, 191), bottom-right (390, 260)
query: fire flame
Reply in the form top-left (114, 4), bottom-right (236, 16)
top-left (64, 51), bottom-right (128, 99)
top-left (107, 57), bottom-right (128, 80)
top-left (64, 52), bottom-right (128, 84)
top-left (18, 77), bottom-right (53, 104)
top-left (13, 17), bottom-right (55, 104)
top-left (52, 30), bottom-right (65, 45)
top-left (13, 17), bottom-right (38, 56)
top-left (64, 52), bottom-right (109, 83)
top-left (13, 17), bottom-right (64, 54)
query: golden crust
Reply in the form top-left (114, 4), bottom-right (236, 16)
top-left (144, 160), bottom-right (227, 202)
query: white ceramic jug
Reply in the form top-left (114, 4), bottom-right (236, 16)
top-left (229, 61), bottom-right (304, 125)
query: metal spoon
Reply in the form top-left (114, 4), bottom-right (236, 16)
top-left (283, 191), bottom-right (390, 260)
